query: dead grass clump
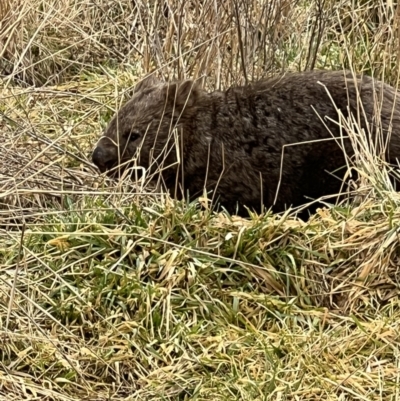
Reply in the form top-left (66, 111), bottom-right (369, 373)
top-left (0, 0), bottom-right (306, 87)
top-left (1, 0), bottom-right (399, 87)
top-left (0, 0), bottom-right (25, 76)
top-left (0, 0), bottom-right (137, 86)
top-left (329, 0), bottom-right (400, 83)
top-left (0, 72), bottom-right (156, 228)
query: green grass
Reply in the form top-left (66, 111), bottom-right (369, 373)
top-left (2, 193), bottom-right (400, 399)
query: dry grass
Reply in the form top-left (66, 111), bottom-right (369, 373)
top-left (1, 0), bottom-right (400, 400)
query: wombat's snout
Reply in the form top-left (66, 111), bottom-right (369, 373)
top-left (92, 143), bottom-right (117, 173)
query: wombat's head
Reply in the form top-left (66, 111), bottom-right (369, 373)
top-left (92, 74), bottom-right (202, 179)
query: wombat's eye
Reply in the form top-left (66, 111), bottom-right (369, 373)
top-left (125, 130), bottom-right (141, 142)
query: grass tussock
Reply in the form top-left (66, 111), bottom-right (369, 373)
top-left (1, 0), bottom-right (400, 400)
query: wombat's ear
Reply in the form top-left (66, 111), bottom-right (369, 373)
top-left (166, 80), bottom-right (201, 110)
top-left (134, 74), bottom-right (160, 93)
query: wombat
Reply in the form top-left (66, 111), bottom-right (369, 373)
top-left (92, 70), bottom-right (400, 217)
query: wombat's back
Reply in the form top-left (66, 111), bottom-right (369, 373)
top-left (180, 70), bottom-right (400, 216)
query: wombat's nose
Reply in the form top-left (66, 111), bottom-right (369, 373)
top-left (92, 146), bottom-right (115, 173)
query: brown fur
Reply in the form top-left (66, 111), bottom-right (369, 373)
top-left (92, 70), bottom-right (400, 217)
